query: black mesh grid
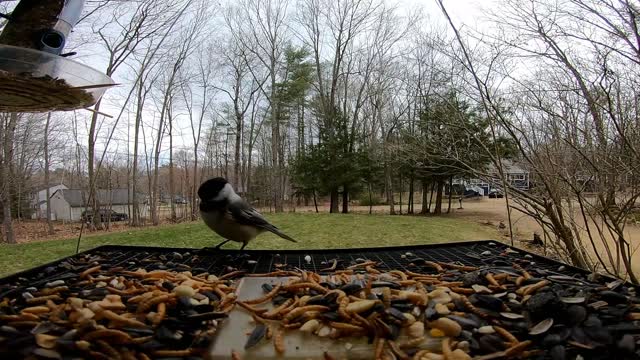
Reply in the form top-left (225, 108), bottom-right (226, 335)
top-left (0, 240), bottom-right (588, 292)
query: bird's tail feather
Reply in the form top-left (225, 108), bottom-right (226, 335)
top-left (271, 228), bottom-right (297, 243)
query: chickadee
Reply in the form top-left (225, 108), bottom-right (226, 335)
top-left (197, 177), bottom-right (297, 250)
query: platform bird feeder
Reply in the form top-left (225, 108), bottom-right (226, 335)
top-left (0, 0), bottom-right (114, 113)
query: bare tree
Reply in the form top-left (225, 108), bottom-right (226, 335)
top-left (226, 0), bottom-right (291, 212)
top-left (0, 113), bottom-right (17, 244)
top-left (43, 112), bottom-right (54, 235)
top-left (436, 0), bottom-right (640, 282)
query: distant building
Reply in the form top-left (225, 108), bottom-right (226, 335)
top-left (30, 184), bottom-right (68, 220)
top-left (454, 160), bottom-right (530, 195)
top-left (49, 189), bottom-right (144, 222)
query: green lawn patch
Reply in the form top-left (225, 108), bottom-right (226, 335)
top-left (0, 213), bottom-right (498, 277)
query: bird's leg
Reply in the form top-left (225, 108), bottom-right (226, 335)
top-left (240, 242), bottom-right (248, 251)
top-left (213, 239), bottom-right (232, 250)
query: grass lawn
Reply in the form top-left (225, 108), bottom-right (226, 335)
top-left (0, 213), bottom-right (499, 277)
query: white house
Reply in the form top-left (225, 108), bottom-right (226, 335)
top-left (50, 189), bottom-right (143, 222)
top-left (454, 160), bottom-right (530, 195)
top-left (30, 184), bottom-right (68, 220)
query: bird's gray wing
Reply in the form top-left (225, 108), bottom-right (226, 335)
top-left (227, 201), bottom-right (297, 242)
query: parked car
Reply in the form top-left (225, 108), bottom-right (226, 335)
top-left (81, 209), bottom-right (129, 222)
top-left (488, 189), bottom-right (504, 198)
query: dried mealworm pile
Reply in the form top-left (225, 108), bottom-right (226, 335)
top-left (0, 265), bottom-right (238, 359)
top-left (236, 261), bottom-right (640, 360)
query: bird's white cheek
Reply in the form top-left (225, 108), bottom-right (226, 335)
top-left (213, 184), bottom-right (231, 201)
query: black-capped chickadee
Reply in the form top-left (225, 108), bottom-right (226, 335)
top-left (197, 177), bottom-right (297, 250)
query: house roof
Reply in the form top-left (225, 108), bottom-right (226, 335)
top-left (488, 160), bottom-right (528, 174)
top-left (55, 189), bottom-right (138, 207)
top-left (33, 183), bottom-right (68, 193)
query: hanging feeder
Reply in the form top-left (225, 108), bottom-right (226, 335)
top-left (0, 0), bottom-right (114, 113)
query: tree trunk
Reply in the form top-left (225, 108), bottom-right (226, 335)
top-left (341, 185), bottom-right (349, 214)
top-left (427, 183), bottom-right (435, 213)
top-left (1, 113), bottom-right (18, 244)
top-left (88, 100), bottom-right (103, 230)
top-left (368, 183), bottom-right (373, 215)
top-left (399, 174), bottom-right (403, 215)
top-left (44, 113), bottom-right (54, 235)
top-left (447, 176), bottom-right (453, 214)
top-left (313, 189), bottom-right (318, 213)
top-left (234, 119), bottom-right (242, 189)
top-left (191, 146), bottom-right (199, 220)
top-left (330, 188), bottom-right (339, 213)
top-left (270, 61), bottom-right (283, 213)
top-left (434, 179), bottom-right (444, 215)
top-left (131, 83), bottom-right (143, 227)
top-left (386, 170), bottom-right (395, 215)
top-left (421, 180), bottom-right (429, 214)
top-left (408, 176), bottom-right (414, 214)
top-left (169, 113), bottom-right (176, 223)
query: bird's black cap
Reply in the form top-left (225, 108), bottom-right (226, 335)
top-left (198, 177), bottom-right (228, 201)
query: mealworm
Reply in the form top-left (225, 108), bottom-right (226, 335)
top-left (324, 352), bottom-right (337, 360)
top-left (84, 329), bottom-right (132, 344)
top-left (21, 306), bottom-right (49, 314)
top-left (153, 349), bottom-right (193, 357)
top-left (347, 261), bottom-right (377, 269)
top-left (284, 282), bottom-right (328, 294)
top-left (423, 262), bottom-right (444, 273)
top-left (494, 325), bottom-right (518, 344)
top-left (522, 280), bottom-right (549, 296)
top-left (137, 294), bottom-right (173, 313)
top-left (80, 265), bottom-right (101, 279)
top-left (26, 295), bottom-right (61, 305)
top-left (335, 270), bottom-right (354, 275)
top-left (439, 262), bottom-right (478, 272)
top-left (246, 271), bottom-right (289, 277)
top-left (219, 270), bottom-right (246, 280)
top-left (374, 338), bottom-right (385, 360)
top-left (39, 286), bottom-right (69, 295)
top-left (236, 301), bottom-right (269, 316)
top-left (218, 292), bottom-right (237, 308)
top-left (245, 284), bottom-right (282, 305)
top-left (338, 295), bottom-right (351, 319)
top-left (96, 340), bottom-right (120, 359)
top-left (512, 263), bottom-right (532, 280)
top-left (274, 327), bottom-right (285, 354)
top-left (329, 322), bottom-right (364, 333)
top-left (153, 302), bottom-right (166, 325)
top-left (442, 337), bottom-right (453, 359)
top-left (460, 295), bottom-right (490, 319)
top-left (451, 287), bottom-right (475, 295)
top-left (388, 340), bottom-right (409, 360)
top-left (389, 270), bottom-right (408, 281)
top-left (493, 273), bottom-right (509, 281)
top-left (102, 310), bottom-right (147, 328)
top-left (504, 340), bottom-right (532, 356)
top-left (263, 298), bottom-right (294, 319)
top-left (130, 336), bottom-right (153, 344)
top-left (0, 313), bottom-right (40, 321)
top-left (366, 265), bottom-right (381, 274)
top-left (231, 350), bottom-right (242, 360)
top-left (400, 336), bottom-right (426, 349)
top-left (485, 273), bottom-right (504, 289)
top-left (283, 305), bottom-right (329, 323)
